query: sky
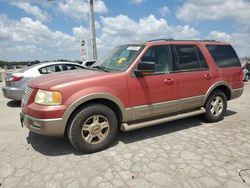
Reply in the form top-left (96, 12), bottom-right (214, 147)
top-left (0, 0), bottom-right (250, 61)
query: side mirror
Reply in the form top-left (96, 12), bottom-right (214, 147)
top-left (134, 61), bottom-right (155, 77)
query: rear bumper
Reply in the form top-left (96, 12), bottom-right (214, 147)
top-left (231, 87), bottom-right (244, 100)
top-left (2, 86), bottom-right (24, 101)
top-left (20, 112), bottom-right (65, 137)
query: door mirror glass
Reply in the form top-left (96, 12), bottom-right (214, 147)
top-left (135, 61), bottom-right (155, 76)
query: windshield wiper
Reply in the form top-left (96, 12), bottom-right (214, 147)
top-left (91, 66), bottom-right (109, 72)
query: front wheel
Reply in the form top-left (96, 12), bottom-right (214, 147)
top-left (68, 103), bottom-right (118, 153)
top-left (204, 90), bottom-right (227, 122)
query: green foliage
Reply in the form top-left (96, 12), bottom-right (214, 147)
top-left (0, 60), bottom-right (30, 66)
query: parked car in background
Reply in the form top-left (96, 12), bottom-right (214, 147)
top-left (2, 62), bottom-right (85, 101)
top-left (245, 62), bottom-right (250, 71)
top-left (243, 62), bottom-right (250, 82)
top-left (243, 66), bottom-right (249, 82)
top-left (21, 39), bottom-right (244, 153)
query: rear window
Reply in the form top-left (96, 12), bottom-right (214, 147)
top-left (16, 63), bottom-right (41, 73)
top-left (206, 45), bottom-right (241, 68)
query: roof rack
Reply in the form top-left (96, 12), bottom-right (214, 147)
top-left (147, 39), bottom-right (219, 42)
top-left (147, 39), bottom-right (174, 42)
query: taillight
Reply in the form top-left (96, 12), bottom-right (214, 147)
top-left (10, 76), bottom-right (23, 82)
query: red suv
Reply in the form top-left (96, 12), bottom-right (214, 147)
top-left (20, 39), bottom-right (244, 153)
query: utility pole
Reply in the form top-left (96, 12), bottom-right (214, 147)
top-left (89, 0), bottom-right (97, 60)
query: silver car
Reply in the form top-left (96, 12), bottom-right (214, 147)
top-left (82, 60), bottom-right (96, 68)
top-left (243, 67), bottom-right (249, 82)
top-left (2, 62), bottom-right (85, 101)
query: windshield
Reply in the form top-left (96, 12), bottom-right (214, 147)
top-left (92, 45), bottom-right (144, 71)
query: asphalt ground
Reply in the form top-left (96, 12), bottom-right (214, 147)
top-left (0, 81), bottom-right (250, 188)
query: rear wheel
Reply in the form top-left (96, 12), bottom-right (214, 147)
top-left (204, 90), bottom-right (227, 122)
top-left (68, 103), bottom-right (118, 153)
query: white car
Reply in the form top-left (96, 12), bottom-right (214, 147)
top-left (2, 62), bottom-right (85, 101)
top-left (243, 63), bottom-right (250, 82)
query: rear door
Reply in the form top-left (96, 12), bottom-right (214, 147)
top-left (172, 44), bottom-right (213, 110)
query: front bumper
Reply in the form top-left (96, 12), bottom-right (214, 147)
top-left (2, 86), bottom-right (24, 101)
top-left (20, 112), bottom-right (65, 137)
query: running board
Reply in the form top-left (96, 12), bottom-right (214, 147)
top-left (121, 107), bottom-right (206, 132)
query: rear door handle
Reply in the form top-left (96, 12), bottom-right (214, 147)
top-left (164, 78), bottom-right (174, 85)
top-left (204, 74), bottom-right (212, 79)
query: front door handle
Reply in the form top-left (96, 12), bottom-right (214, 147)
top-left (164, 78), bottom-right (174, 85)
top-left (204, 74), bottom-right (212, 79)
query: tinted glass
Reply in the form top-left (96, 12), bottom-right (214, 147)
top-left (196, 47), bottom-right (208, 69)
top-left (141, 45), bottom-right (172, 73)
top-left (49, 65), bottom-right (59, 72)
top-left (175, 45), bottom-right (200, 70)
top-left (206, 45), bottom-right (241, 67)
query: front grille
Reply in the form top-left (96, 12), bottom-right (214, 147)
top-left (22, 87), bottom-right (34, 105)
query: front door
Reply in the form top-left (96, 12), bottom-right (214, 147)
top-left (128, 45), bottom-right (180, 121)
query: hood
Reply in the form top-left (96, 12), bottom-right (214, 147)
top-left (29, 69), bottom-right (112, 90)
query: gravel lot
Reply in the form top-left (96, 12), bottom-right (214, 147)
top-left (0, 81), bottom-right (250, 188)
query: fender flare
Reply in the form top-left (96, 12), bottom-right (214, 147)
top-left (203, 81), bottom-right (232, 105)
top-left (62, 92), bottom-right (127, 127)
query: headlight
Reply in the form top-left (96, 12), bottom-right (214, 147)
top-left (35, 89), bottom-right (62, 105)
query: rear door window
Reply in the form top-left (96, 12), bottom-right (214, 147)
top-left (173, 45), bottom-right (208, 71)
top-left (206, 45), bottom-right (241, 68)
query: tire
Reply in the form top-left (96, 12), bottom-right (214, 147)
top-left (68, 103), bottom-right (118, 153)
top-left (204, 90), bottom-right (227, 122)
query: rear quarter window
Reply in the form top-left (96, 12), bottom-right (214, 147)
top-left (206, 45), bottom-right (241, 68)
